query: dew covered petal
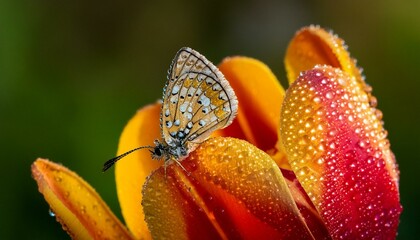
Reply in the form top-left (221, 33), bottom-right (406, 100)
top-left (281, 66), bottom-right (402, 239)
top-left (285, 25), bottom-right (363, 85)
top-left (115, 103), bottom-right (162, 239)
top-left (142, 137), bottom-right (315, 239)
top-left (31, 159), bottom-right (134, 240)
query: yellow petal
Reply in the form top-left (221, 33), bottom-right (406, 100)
top-left (218, 57), bottom-right (289, 168)
top-left (31, 158), bottom-right (134, 239)
top-left (285, 25), bottom-right (363, 85)
top-left (115, 103), bottom-right (162, 240)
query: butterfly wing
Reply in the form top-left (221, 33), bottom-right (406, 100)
top-left (161, 47), bottom-right (238, 148)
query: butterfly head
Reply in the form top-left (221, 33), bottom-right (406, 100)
top-left (151, 139), bottom-right (189, 161)
top-left (150, 140), bottom-right (167, 160)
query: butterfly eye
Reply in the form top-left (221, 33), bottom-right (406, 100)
top-left (154, 147), bottom-right (162, 157)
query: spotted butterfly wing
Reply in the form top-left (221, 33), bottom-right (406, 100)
top-left (161, 47), bottom-right (238, 150)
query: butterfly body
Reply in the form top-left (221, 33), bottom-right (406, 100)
top-left (103, 47), bottom-right (237, 172)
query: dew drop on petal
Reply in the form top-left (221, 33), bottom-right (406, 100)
top-left (48, 208), bottom-right (56, 217)
top-left (325, 91), bottom-right (333, 99)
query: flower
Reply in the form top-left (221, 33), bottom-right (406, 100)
top-left (32, 26), bottom-right (402, 239)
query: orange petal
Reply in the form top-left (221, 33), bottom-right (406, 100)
top-left (31, 158), bottom-right (134, 239)
top-left (142, 137), bottom-right (321, 239)
top-left (285, 25), bottom-right (363, 85)
top-left (218, 57), bottom-right (288, 168)
top-left (281, 66), bottom-right (402, 239)
top-left (115, 103), bottom-right (162, 239)
top-left (281, 169), bottom-right (331, 239)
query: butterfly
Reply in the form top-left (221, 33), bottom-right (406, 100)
top-left (103, 47), bottom-right (238, 174)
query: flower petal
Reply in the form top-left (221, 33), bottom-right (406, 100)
top-left (281, 66), bottom-right (402, 239)
top-left (285, 25), bottom-right (363, 85)
top-left (142, 137), bottom-right (317, 239)
top-left (218, 57), bottom-right (288, 167)
top-left (31, 158), bottom-right (134, 239)
top-left (281, 169), bottom-right (331, 239)
top-left (115, 103), bottom-right (162, 239)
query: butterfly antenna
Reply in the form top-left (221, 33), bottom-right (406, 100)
top-left (102, 146), bottom-right (153, 172)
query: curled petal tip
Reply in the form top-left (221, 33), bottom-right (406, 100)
top-left (285, 26), bottom-right (362, 85)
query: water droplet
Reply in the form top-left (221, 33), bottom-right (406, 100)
top-left (48, 209), bottom-right (55, 217)
top-left (369, 95), bottom-right (378, 107)
top-left (328, 130), bottom-right (337, 136)
top-left (338, 77), bottom-right (347, 86)
top-left (326, 91), bottom-right (333, 99)
top-left (317, 158), bottom-right (325, 165)
top-left (304, 105), bottom-right (313, 114)
top-left (298, 166), bottom-right (310, 176)
top-left (375, 109), bottom-right (383, 120)
top-left (299, 137), bottom-right (308, 146)
top-left (80, 205), bottom-right (86, 214)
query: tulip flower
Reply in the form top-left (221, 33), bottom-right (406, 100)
top-left (32, 25), bottom-right (402, 239)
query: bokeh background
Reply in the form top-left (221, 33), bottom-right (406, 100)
top-left (1, 0), bottom-right (418, 239)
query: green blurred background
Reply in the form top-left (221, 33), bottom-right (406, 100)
top-left (1, 0), bottom-right (418, 239)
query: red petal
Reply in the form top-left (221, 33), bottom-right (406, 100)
top-left (281, 169), bottom-right (331, 239)
top-left (281, 66), bottom-right (402, 239)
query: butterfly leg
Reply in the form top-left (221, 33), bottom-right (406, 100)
top-left (172, 158), bottom-right (190, 176)
top-left (163, 158), bottom-right (168, 179)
